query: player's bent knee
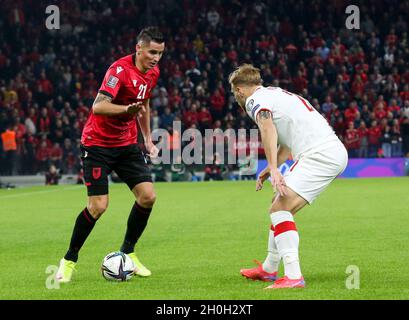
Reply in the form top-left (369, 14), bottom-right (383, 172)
top-left (87, 198), bottom-right (109, 219)
top-left (270, 196), bottom-right (294, 214)
top-left (87, 204), bottom-right (107, 219)
top-left (138, 192), bottom-right (156, 208)
top-left (270, 202), bottom-right (292, 214)
top-left (269, 192), bottom-right (307, 215)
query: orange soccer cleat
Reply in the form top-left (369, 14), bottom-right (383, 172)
top-left (264, 276), bottom-right (305, 289)
top-left (240, 260), bottom-right (278, 282)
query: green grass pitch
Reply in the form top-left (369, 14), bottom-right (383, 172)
top-left (1, 178), bottom-right (408, 300)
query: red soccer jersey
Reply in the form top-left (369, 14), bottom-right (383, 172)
top-left (345, 107), bottom-right (358, 123)
top-left (368, 126), bottom-right (382, 145)
top-left (81, 54), bottom-right (160, 147)
top-left (183, 110), bottom-right (198, 128)
top-left (344, 129), bottom-right (360, 149)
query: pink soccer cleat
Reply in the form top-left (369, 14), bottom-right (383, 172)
top-left (240, 260), bottom-right (278, 282)
top-left (264, 276), bottom-right (305, 289)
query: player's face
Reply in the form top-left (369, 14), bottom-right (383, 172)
top-left (136, 40), bottom-right (165, 71)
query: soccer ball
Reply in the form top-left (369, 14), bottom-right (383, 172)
top-left (101, 252), bottom-right (135, 281)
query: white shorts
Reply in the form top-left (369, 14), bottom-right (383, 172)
top-left (284, 140), bottom-right (348, 204)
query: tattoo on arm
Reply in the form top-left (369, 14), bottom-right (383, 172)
top-left (93, 93), bottom-right (112, 106)
top-left (257, 110), bottom-right (272, 122)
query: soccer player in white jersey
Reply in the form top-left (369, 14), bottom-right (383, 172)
top-left (228, 64), bottom-right (348, 289)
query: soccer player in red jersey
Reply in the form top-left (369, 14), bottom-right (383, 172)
top-left (56, 27), bottom-right (165, 282)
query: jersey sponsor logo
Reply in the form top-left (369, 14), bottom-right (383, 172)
top-left (132, 79), bottom-right (137, 87)
top-left (251, 104), bottom-right (261, 118)
top-left (92, 167), bottom-right (102, 180)
top-left (246, 99), bottom-right (254, 113)
top-left (116, 66), bottom-right (124, 74)
top-left (106, 75), bottom-right (119, 88)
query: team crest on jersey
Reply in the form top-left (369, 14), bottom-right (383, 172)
top-left (106, 75), bottom-right (119, 88)
top-left (92, 167), bottom-right (102, 180)
top-left (246, 99), bottom-right (254, 113)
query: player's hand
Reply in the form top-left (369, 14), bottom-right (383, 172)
top-left (126, 102), bottom-right (145, 117)
top-left (145, 140), bottom-right (159, 159)
top-left (256, 168), bottom-right (270, 191)
top-left (270, 168), bottom-right (288, 197)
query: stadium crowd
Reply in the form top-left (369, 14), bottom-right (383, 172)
top-left (1, 0), bottom-right (409, 177)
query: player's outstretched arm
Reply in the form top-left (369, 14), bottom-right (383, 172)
top-left (92, 93), bottom-right (145, 116)
top-left (256, 111), bottom-right (288, 196)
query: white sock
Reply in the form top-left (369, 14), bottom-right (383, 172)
top-left (262, 228), bottom-right (280, 273)
top-left (271, 210), bottom-right (302, 279)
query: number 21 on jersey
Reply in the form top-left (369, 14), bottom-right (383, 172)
top-left (137, 84), bottom-right (147, 99)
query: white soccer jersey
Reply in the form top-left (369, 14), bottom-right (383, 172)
top-left (245, 86), bottom-right (338, 160)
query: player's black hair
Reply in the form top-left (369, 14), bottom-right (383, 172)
top-left (137, 27), bottom-right (164, 44)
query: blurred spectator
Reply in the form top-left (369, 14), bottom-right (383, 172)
top-left (344, 122), bottom-right (360, 158)
top-left (204, 153), bottom-right (224, 181)
top-left (152, 87), bottom-right (169, 113)
top-left (50, 142), bottom-right (63, 168)
top-left (368, 120), bottom-right (382, 157)
top-left (391, 119), bottom-right (403, 157)
top-left (168, 88), bottom-right (182, 110)
top-left (207, 7), bottom-right (220, 29)
top-left (333, 116), bottom-right (346, 139)
top-left (1, 123), bottom-right (17, 175)
top-left (38, 107), bottom-right (51, 136)
top-left (45, 164), bottom-right (61, 185)
top-left (179, 77), bottom-right (194, 97)
top-left (37, 72), bottom-right (53, 98)
top-left (401, 117), bottom-right (409, 156)
top-left (345, 101), bottom-right (360, 124)
top-left (160, 107), bottom-right (175, 129)
top-left (23, 132), bottom-right (37, 174)
top-left (198, 106), bottom-right (213, 130)
top-left (380, 126), bottom-right (392, 158)
top-left (61, 138), bottom-right (76, 174)
top-left (322, 96), bottom-right (336, 118)
top-left (183, 103), bottom-right (199, 128)
top-left (24, 110), bottom-right (37, 135)
top-left (151, 109), bottom-right (160, 131)
top-left (357, 121), bottom-right (369, 158)
top-left (210, 89), bottom-right (225, 120)
top-left (35, 140), bottom-right (51, 173)
top-left (402, 100), bottom-right (409, 118)
top-left (13, 117), bottom-right (26, 173)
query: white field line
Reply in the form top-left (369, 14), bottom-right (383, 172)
top-left (0, 185), bottom-right (83, 200)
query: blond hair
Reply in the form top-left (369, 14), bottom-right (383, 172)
top-left (228, 64), bottom-right (262, 87)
